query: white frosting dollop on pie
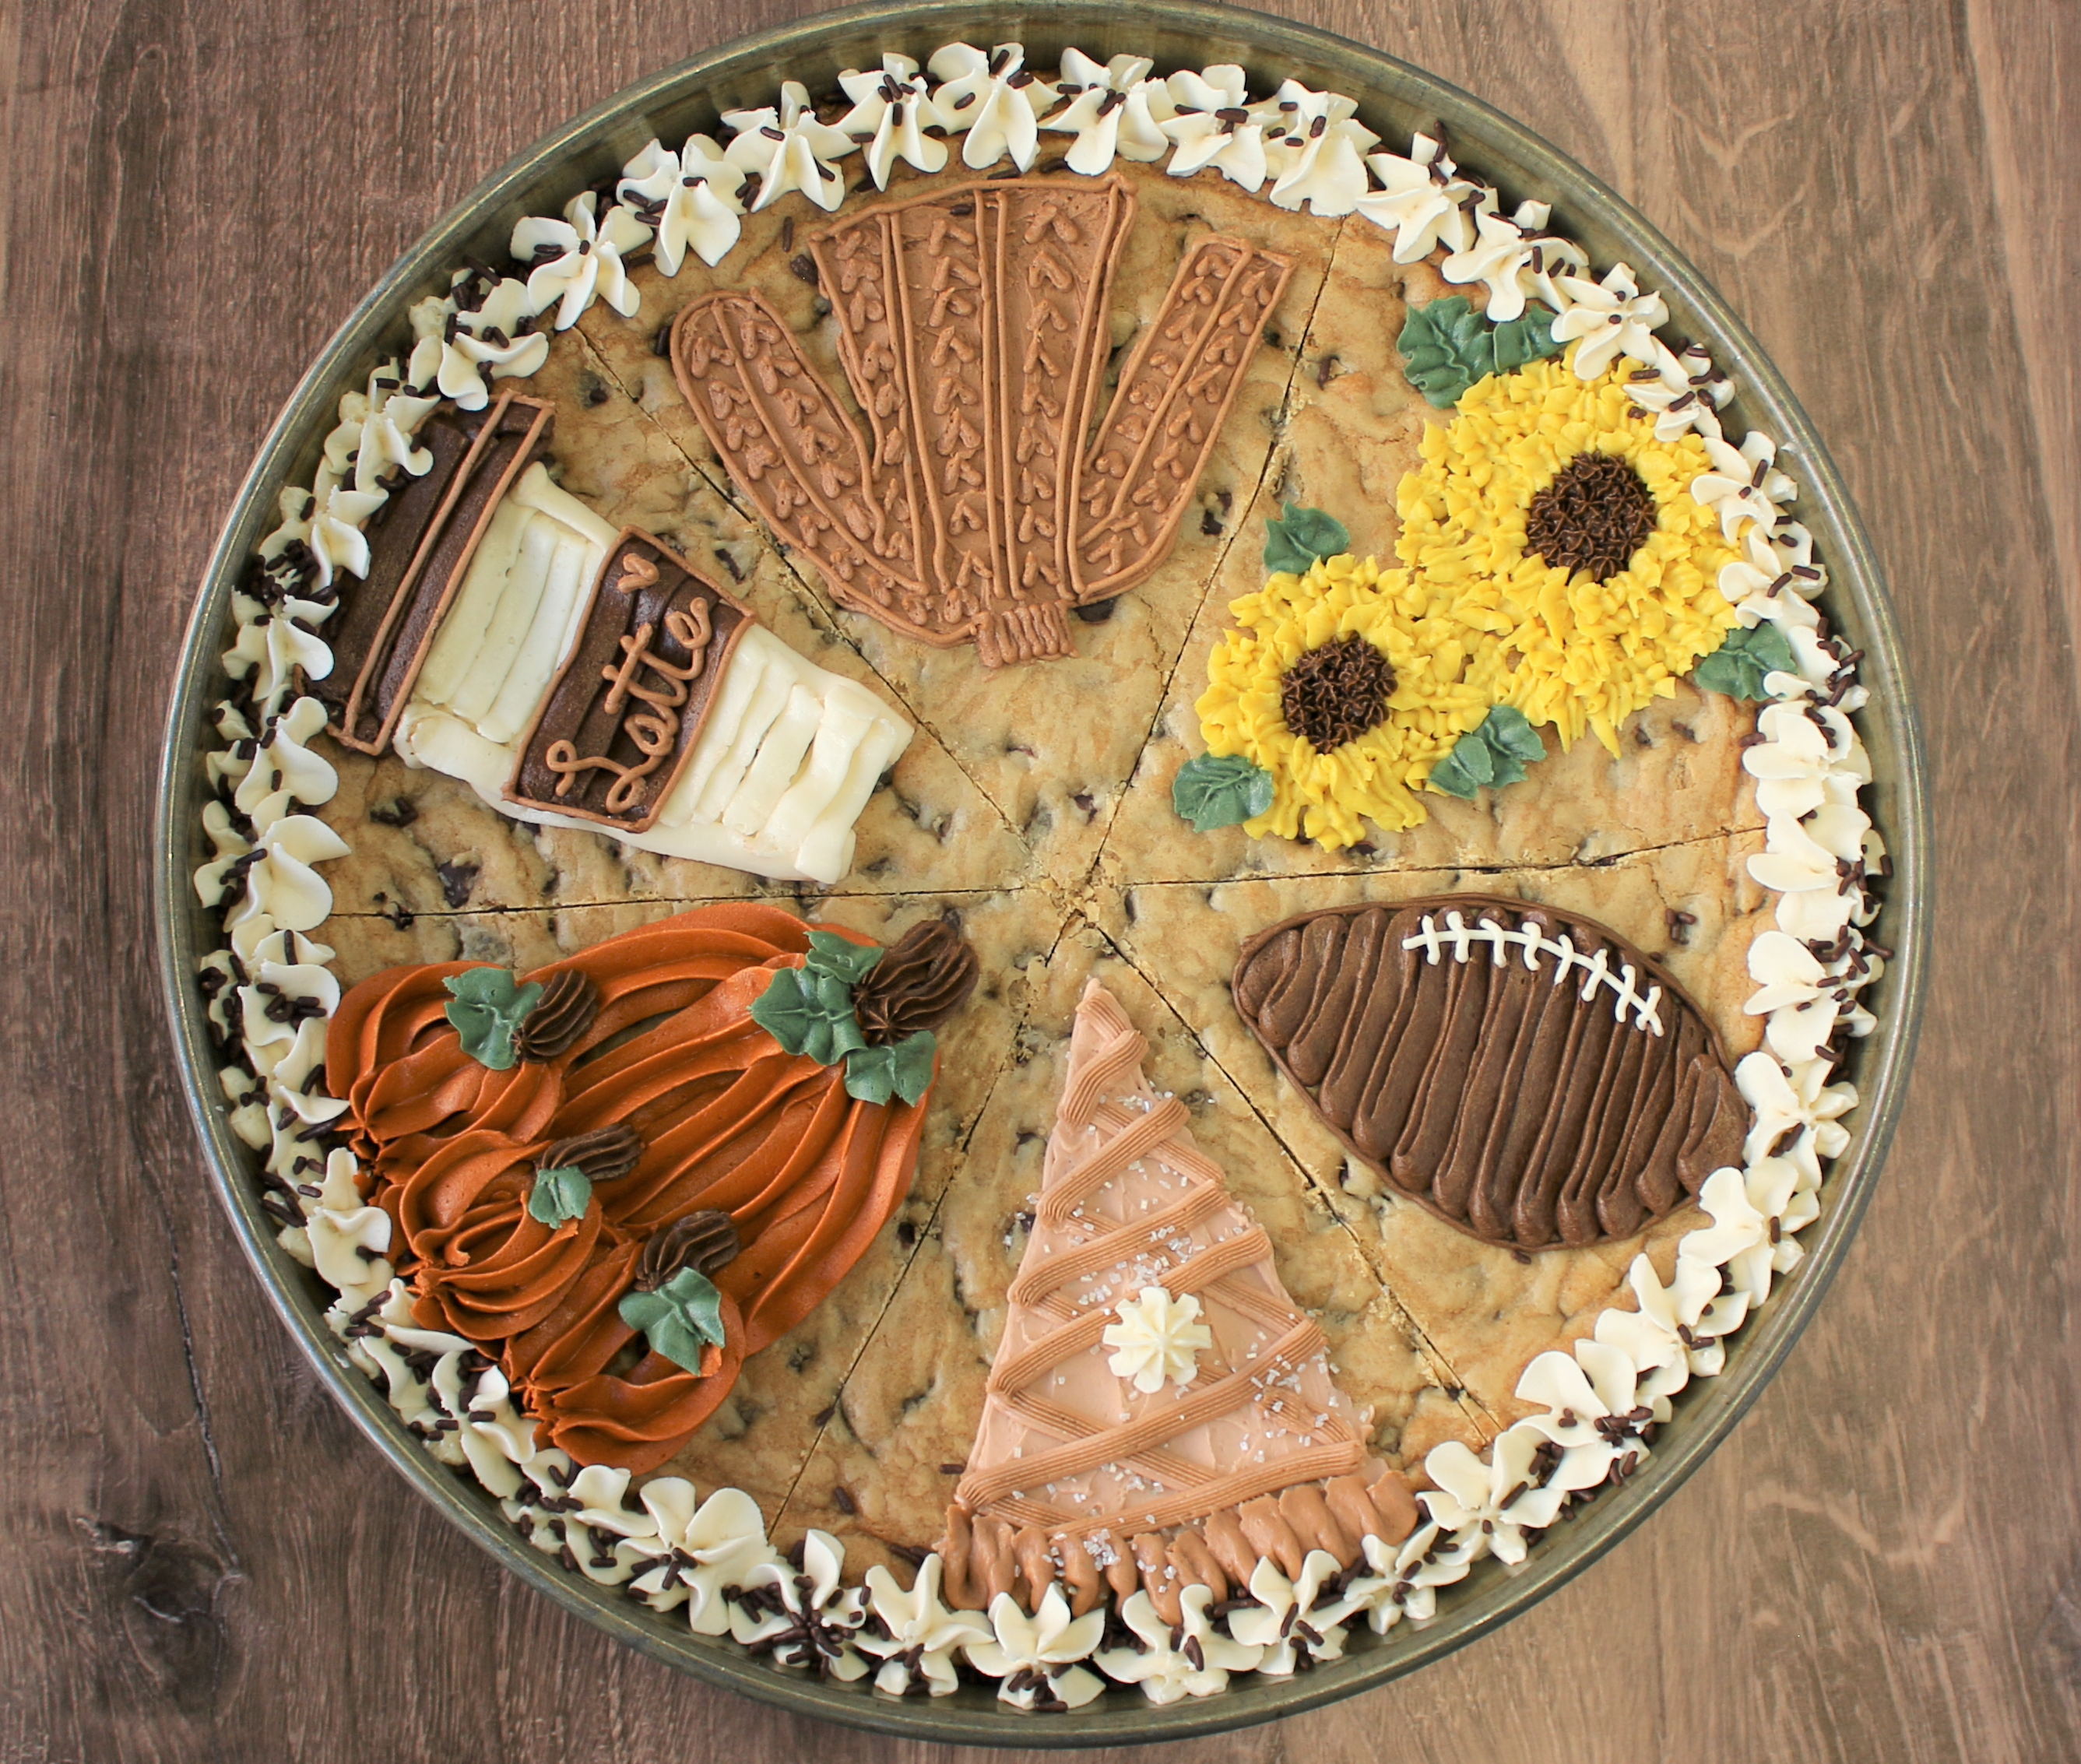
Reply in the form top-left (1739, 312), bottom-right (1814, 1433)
top-left (1102, 1284), bottom-right (1214, 1393)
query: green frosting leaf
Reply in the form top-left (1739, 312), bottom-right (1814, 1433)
top-left (1482, 703), bottom-right (1548, 765)
top-left (1693, 621), bottom-right (1798, 701)
top-left (1397, 296), bottom-right (1562, 409)
top-left (845, 1030), bottom-right (938, 1107)
top-left (1172, 752), bottom-right (1277, 832)
top-left (803, 929), bottom-right (884, 987)
top-left (528, 1165), bottom-right (593, 1228)
top-left (443, 967), bottom-right (545, 1071)
top-left (1428, 705), bottom-right (1550, 799)
top-left (1427, 735), bottom-right (1492, 799)
top-left (750, 963), bottom-right (870, 1066)
top-left (1263, 504), bottom-right (1352, 575)
top-left (617, 1267), bottom-right (727, 1373)
top-left (1398, 297), bottom-right (1493, 407)
top-left (1489, 306), bottom-right (1560, 375)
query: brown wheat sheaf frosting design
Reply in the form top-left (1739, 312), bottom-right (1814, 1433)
top-left (1232, 897), bottom-right (1749, 1251)
top-left (672, 176), bottom-right (1292, 666)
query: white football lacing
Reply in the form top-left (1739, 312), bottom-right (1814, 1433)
top-left (1399, 909), bottom-right (1665, 1036)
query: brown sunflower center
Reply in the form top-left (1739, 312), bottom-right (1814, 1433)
top-left (1523, 452), bottom-right (1657, 582)
top-left (1280, 634), bottom-right (1397, 752)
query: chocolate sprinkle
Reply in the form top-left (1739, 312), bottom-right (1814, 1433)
top-left (635, 1210), bottom-right (740, 1291)
top-left (1279, 633), bottom-right (1397, 752)
top-left (1523, 452), bottom-right (1657, 583)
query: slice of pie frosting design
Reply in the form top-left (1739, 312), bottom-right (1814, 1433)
top-left (939, 980), bottom-right (1418, 1618)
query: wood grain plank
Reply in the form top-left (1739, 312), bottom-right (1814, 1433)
top-left (3, 1), bottom-right (2078, 1759)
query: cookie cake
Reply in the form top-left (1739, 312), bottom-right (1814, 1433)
top-left (188, 33), bottom-right (1889, 1714)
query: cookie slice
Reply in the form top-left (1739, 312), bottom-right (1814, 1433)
top-left (934, 975), bottom-right (1401, 1615)
top-left (1098, 206), bottom-right (1763, 890)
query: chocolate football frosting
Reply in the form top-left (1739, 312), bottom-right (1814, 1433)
top-left (1233, 896), bottom-right (1749, 1250)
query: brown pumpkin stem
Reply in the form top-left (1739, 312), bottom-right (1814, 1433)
top-left (514, 968), bottom-right (600, 1061)
top-left (636, 1211), bottom-right (740, 1290)
top-left (852, 919), bottom-right (980, 1045)
top-left (536, 1123), bottom-right (642, 1185)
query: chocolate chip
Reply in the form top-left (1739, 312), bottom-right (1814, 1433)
top-left (434, 859), bottom-right (480, 908)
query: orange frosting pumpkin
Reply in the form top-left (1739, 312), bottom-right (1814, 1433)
top-left (325, 904), bottom-right (939, 1474)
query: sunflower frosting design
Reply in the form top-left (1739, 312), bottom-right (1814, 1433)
top-left (1196, 554), bottom-right (1487, 845)
top-left (1398, 346), bottom-right (1742, 754)
top-left (1193, 343), bottom-right (1743, 849)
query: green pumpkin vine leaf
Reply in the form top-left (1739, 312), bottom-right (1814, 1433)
top-left (443, 967), bottom-right (545, 1071)
top-left (527, 1165), bottom-right (593, 1228)
top-left (617, 1267), bottom-right (728, 1374)
top-left (750, 931), bottom-right (939, 1107)
top-left (750, 965), bottom-right (869, 1066)
top-left (802, 928), bottom-right (884, 987)
top-left (843, 1031), bottom-right (938, 1108)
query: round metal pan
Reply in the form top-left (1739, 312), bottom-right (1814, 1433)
top-left (154, 0), bottom-right (1929, 1744)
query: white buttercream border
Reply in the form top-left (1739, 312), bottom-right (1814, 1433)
top-left (187, 41), bottom-right (1888, 1710)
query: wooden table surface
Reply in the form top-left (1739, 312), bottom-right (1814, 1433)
top-left (9, 1), bottom-right (2076, 1758)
